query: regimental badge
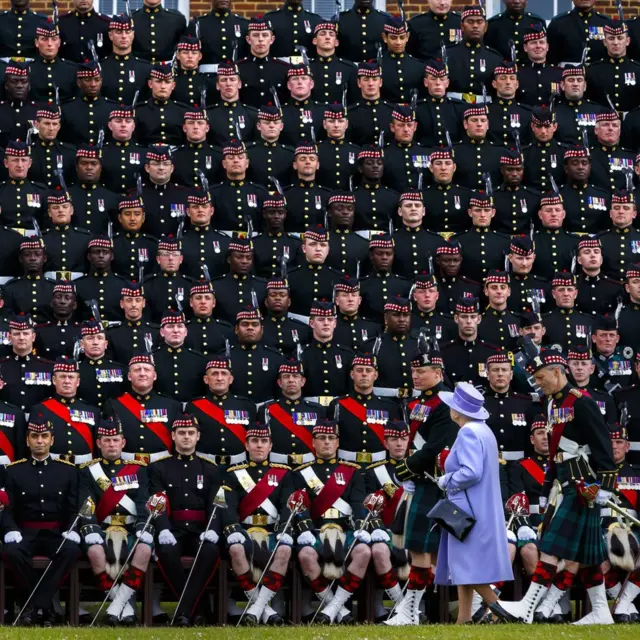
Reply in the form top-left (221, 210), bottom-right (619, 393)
top-left (0, 413), bottom-right (15, 427)
top-left (409, 403), bottom-right (431, 422)
top-left (247, 193), bottom-right (257, 208)
top-left (366, 409), bottom-right (389, 425)
top-left (24, 371), bottom-right (51, 385)
top-left (70, 409), bottom-right (95, 425)
top-left (96, 475), bottom-right (111, 491)
top-left (141, 408), bottom-right (168, 423)
top-left (224, 410), bottom-right (250, 425)
top-left (623, 346), bottom-right (634, 360)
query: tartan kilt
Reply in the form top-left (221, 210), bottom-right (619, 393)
top-left (404, 482), bottom-right (441, 554)
top-left (539, 485), bottom-right (606, 565)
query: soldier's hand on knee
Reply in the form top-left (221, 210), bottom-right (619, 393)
top-left (4, 531), bottom-right (21, 544)
top-left (277, 532), bottom-right (293, 546)
top-left (371, 529), bottom-right (390, 543)
top-left (84, 532), bottom-right (104, 546)
top-left (354, 529), bottom-right (371, 544)
top-left (296, 530), bottom-right (316, 546)
top-left (62, 531), bottom-right (81, 544)
top-left (136, 530), bottom-right (153, 545)
top-left (200, 529), bottom-right (219, 544)
top-left (227, 531), bottom-right (246, 545)
top-left (158, 529), bottom-right (178, 546)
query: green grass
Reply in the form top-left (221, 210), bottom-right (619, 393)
top-left (0, 626), bottom-right (631, 639)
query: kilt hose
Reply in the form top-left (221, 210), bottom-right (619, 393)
top-left (404, 482), bottom-right (441, 554)
top-left (539, 484), bottom-right (606, 566)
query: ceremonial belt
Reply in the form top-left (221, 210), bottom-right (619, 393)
top-left (270, 451), bottom-right (314, 466)
top-left (44, 270), bottom-right (83, 281)
top-left (0, 430), bottom-right (15, 463)
top-left (446, 91), bottom-right (492, 104)
top-left (22, 521), bottom-right (62, 529)
top-left (122, 451), bottom-right (168, 464)
top-left (173, 509), bottom-right (206, 522)
top-left (51, 452), bottom-right (92, 464)
top-left (339, 397), bottom-right (386, 446)
top-left (198, 452), bottom-right (246, 466)
top-left (42, 399), bottom-right (94, 454)
top-left (520, 458), bottom-right (546, 485)
top-left (338, 449), bottom-right (386, 464)
top-left (268, 403), bottom-right (314, 450)
top-left (373, 386), bottom-right (416, 399)
top-left (501, 450), bottom-right (525, 461)
top-left (554, 436), bottom-right (591, 463)
top-left (118, 393), bottom-right (172, 451)
top-left (305, 464), bottom-right (356, 520)
top-left (0, 455), bottom-right (10, 465)
top-left (94, 464), bottom-right (141, 524)
top-left (191, 398), bottom-right (246, 445)
top-left (601, 508), bottom-right (637, 518)
top-left (303, 396), bottom-right (334, 406)
top-left (236, 466), bottom-right (288, 522)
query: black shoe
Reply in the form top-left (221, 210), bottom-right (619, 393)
top-left (192, 614), bottom-right (206, 626)
top-left (548, 614), bottom-right (565, 624)
top-left (79, 613), bottom-right (92, 625)
top-left (630, 612), bottom-right (640, 623)
top-left (17, 607), bottom-right (35, 627)
top-left (313, 613), bottom-right (332, 624)
top-left (120, 614), bottom-right (136, 626)
top-left (153, 612), bottom-right (170, 625)
top-left (264, 612), bottom-right (284, 626)
top-left (533, 612), bottom-right (546, 623)
top-left (42, 609), bottom-right (56, 628)
top-left (241, 613), bottom-right (259, 626)
top-left (418, 612), bottom-right (428, 624)
top-left (340, 613), bottom-right (355, 625)
top-left (173, 614), bottom-right (190, 627)
top-left (473, 607), bottom-right (488, 623)
top-left (614, 613), bottom-right (631, 624)
top-left (488, 602), bottom-right (520, 623)
top-left (104, 614), bottom-right (120, 626)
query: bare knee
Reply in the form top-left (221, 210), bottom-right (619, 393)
top-left (298, 547), bottom-right (319, 572)
top-left (371, 543), bottom-right (390, 563)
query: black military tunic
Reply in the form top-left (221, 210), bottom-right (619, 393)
top-left (185, 392), bottom-right (256, 461)
top-left (0, 353), bottom-right (54, 412)
top-left (507, 273), bottom-right (552, 315)
top-left (452, 140), bottom-right (503, 191)
top-left (237, 56), bottom-right (290, 108)
top-left (478, 308), bottom-right (521, 351)
top-left (132, 5), bottom-right (186, 63)
top-left (621, 106), bottom-right (640, 152)
top-left (359, 272), bottom-right (411, 324)
top-left (362, 332), bottom-right (417, 393)
top-left (0, 7), bottom-right (47, 58)
top-left (316, 139), bottom-right (360, 191)
top-left (532, 229), bottom-right (579, 280)
top-left (172, 142), bottom-right (223, 189)
top-left (585, 57), bottom-right (640, 113)
top-left (484, 389), bottom-right (533, 466)
top-left (554, 98), bottom-right (604, 145)
top-left (4, 275), bottom-right (54, 316)
top-left (287, 264), bottom-right (345, 315)
top-left (579, 384), bottom-right (616, 422)
top-left (337, 6), bottom-right (389, 63)
top-left (380, 51), bottom-right (425, 104)
top-left (35, 320), bottom-right (82, 360)
top-left (138, 182), bottom-right (190, 238)
top-left (179, 225), bottom-right (230, 281)
top-left (392, 226), bottom-right (444, 280)
top-left (445, 41), bottom-right (502, 96)
top-left (75, 271), bottom-right (129, 322)
top-left (542, 307), bottom-right (594, 351)
top-left (29, 139), bottom-right (77, 190)
top-left (68, 183), bottom-right (118, 235)
top-left (517, 63), bottom-right (563, 107)
top-left (618, 303), bottom-right (640, 356)
top-left (0, 178), bottom-right (47, 229)
top-left (454, 227), bottom-right (511, 281)
top-left (516, 452), bottom-right (548, 525)
top-left (58, 10), bottom-right (112, 62)
top-left (264, 4), bottom-right (322, 58)
top-left (589, 144), bottom-right (635, 193)
top-left (252, 232), bottom-right (301, 278)
top-left (546, 8), bottom-right (609, 65)
top-left (326, 229), bottom-right (369, 278)
top-left (135, 98), bottom-right (188, 147)
top-left (576, 273), bottom-right (622, 316)
top-left (592, 347), bottom-right (634, 393)
top-left (142, 271), bottom-right (196, 323)
top-left (210, 179), bottom-right (268, 232)
top-left (174, 68), bottom-right (217, 107)
top-left (184, 316), bottom-right (235, 356)
top-left (152, 344), bottom-right (208, 403)
top-left (301, 339), bottom-right (354, 399)
top-left (29, 395), bottom-right (98, 461)
top-left (0, 399), bottom-right (26, 464)
top-left (100, 142), bottom-right (148, 196)
top-left (112, 232), bottom-right (158, 281)
top-left (381, 141), bottom-right (430, 193)
top-left (78, 356), bottom-right (127, 408)
top-left (29, 57), bottom-right (78, 103)
top-left (60, 96), bottom-right (117, 145)
top-left (107, 320), bottom-right (160, 366)
top-left (246, 141), bottom-right (294, 187)
top-left (309, 55), bottom-right (358, 105)
top-left (210, 273), bottom-right (267, 324)
top-left (408, 10), bottom-right (461, 60)
top-left (614, 384), bottom-right (640, 464)
top-left (599, 227), bottom-right (640, 281)
top-left (420, 183), bottom-right (471, 233)
top-left (229, 343), bottom-right (287, 403)
top-left (261, 314), bottom-right (312, 356)
top-left (492, 184), bottom-right (538, 236)
top-left (100, 54), bottom-right (152, 105)
top-left (436, 275), bottom-right (482, 313)
top-left (440, 337), bottom-right (499, 387)
top-left (190, 10), bottom-right (249, 64)
top-left (415, 97), bottom-right (465, 147)
top-left (411, 308), bottom-right (457, 342)
top-left (353, 182), bottom-right (399, 231)
top-left (0, 100), bottom-right (38, 149)
top-left (279, 99), bottom-right (325, 148)
top-left (487, 100), bottom-right (533, 147)
top-left (207, 101), bottom-right (258, 148)
top-left (522, 140), bottom-right (567, 192)
top-left (42, 226), bottom-right (91, 275)
top-left (347, 100), bottom-right (394, 146)
top-left (559, 182), bottom-right (610, 233)
top-left (486, 11), bottom-right (546, 64)
top-left (0, 226), bottom-right (23, 277)
top-left (334, 313), bottom-right (381, 352)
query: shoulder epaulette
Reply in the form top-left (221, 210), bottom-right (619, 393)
top-left (366, 460), bottom-right (387, 470)
top-left (127, 459), bottom-right (148, 466)
top-left (227, 463), bottom-right (249, 472)
top-left (338, 460), bottom-right (361, 469)
top-left (270, 463), bottom-right (291, 470)
top-left (54, 457), bottom-right (75, 466)
top-left (78, 458), bottom-right (101, 469)
top-left (196, 453), bottom-right (217, 464)
top-left (570, 388), bottom-right (583, 398)
top-left (294, 460), bottom-right (314, 471)
top-left (7, 458), bottom-right (26, 466)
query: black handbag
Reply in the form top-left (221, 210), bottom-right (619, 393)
top-left (427, 489), bottom-right (476, 542)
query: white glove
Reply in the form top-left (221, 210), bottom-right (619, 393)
top-left (517, 525), bottom-right (537, 542)
top-left (158, 529), bottom-right (177, 546)
top-left (296, 530), bottom-right (316, 546)
top-left (437, 475), bottom-right (448, 490)
top-left (136, 530), bottom-right (153, 545)
top-left (371, 529), bottom-right (391, 543)
top-left (62, 531), bottom-right (81, 544)
top-left (507, 529), bottom-right (517, 544)
top-left (277, 532), bottom-right (293, 546)
top-left (539, 496), bottom-right (548, 510)
top-left (354, 529), bottom-right (372, 544)
top-left (402, 480), bottom-right (415, 494)
top-left (84, 533), bottom-right (104, 546)
top-left (199, 529), bottom-right (219, 544)
top-left (227, 532), bottom-right (246, 545)
top-left (595, 489), bottom-right (613, 506)
top-left (4, 531), bottom-right (22, 544)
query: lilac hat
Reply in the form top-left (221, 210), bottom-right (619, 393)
top-left (439, 382), bottom-right (489, 420)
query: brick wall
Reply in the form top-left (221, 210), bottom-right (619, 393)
top-left (0, 0), bottom-right (625, 19)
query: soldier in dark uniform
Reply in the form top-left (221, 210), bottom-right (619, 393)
top-left (532, 193), bottom-right (579, 280)
top-left (79, 418), bottom-right (151, 626)
top-left (334, 275), bottom-right (381, 351)
top-left (29, 21), bottom-right (78, 104)
top-left (379, 16), bottom-right (424, 104)
top-left (478, 271), bottom-right (521, 351)
top-left (222, 423), bottom-right (295, 625)
top-left (259, 359), bottom-right (325, 466)
top-left (206, 61), bottom-right (257, 148)
top-left (411, 272), bottom-right (456, 342)
top-left (265, 0), bottom-right (322, 58)
top-left (211, 140), bottom-right (268, 233)
top-left (34, 282), bottom-right (82, 360)
top-left (0, 0), bottom-right (46, 58)
top-left (331, 352), bottom-right (400, 464)
top-left (131, 0), bottom-right (185, 63)
top-left (493, 148), bottom-right (538, 236)
top-left (575, 237), bottom-right (621, 316)
top-left (228, 305), bottom-right (286, 404)
top-left (434, 242), bottom-right (482, 314)
top-left (107, 282), bottom-right (159, 366)
top-left (142, 235), bottom-right (195, 323)
top-left (237, 17), bottom-right (290, 109)
top-left (600, 189), bottom-right (640, 281)
top-left (185, 356), bottom-right (254, 465)
top-left (543, 272), bottom-right (594, 352)
top-left (353, 146), bottom-right (399, 231)
top-left (618, 263), bottom-right (640, 357)
top-left (326, 193), bottom-right (368, 278)
top-left (189, 0), bottom-right (249, 65)
top-left (30, 105), bottom-right (76, 189)
top-left (0, 224), bottom-right (23, 281)
top-left (261, 277), bottom-right (311, 355)
top-left (0, 314), bottom-right (54, 412)
top-left (347, 61), bottom-right (394, 147)
top-left (0, 63), bottom-right (38, 150)
top-left (103, 349), bottom-right (183, 463)
top-left (415, 60), bottom-right (466, 148)
top-left (152, 309), bottom-right (208, 402)
top-left (77, 319), bottom-right (127, 408)
top-left (246, 105), bottom-right (294, 188)
top-left (560, 145), bottom-right (610, 233)
top-left (2, 418), bottom-right (81, 627)
top-left (309, 22), bottom-right (358, 106)
top-left (316, 104), bottom-right (359, 191)
top-left (0, 376), bottom-right (26, 465)
top-left (149, 415), bottom-right (223, 626)
top-left (185, 281), bottom-right (235, 356)
top-left (100, 15), bottom-right (152, 106)
top-left (440, 296), bottom-right (499, 387)
top-left (408, 0), bottom-right (461, 61)
top-left (60, 61), bottom-right (116, 145)
top-left (301, 299), bottom-right (354, 402)
top-left (622, 104), bottom-right (640, 153)
top-left (172, 109), bottom-right (223, 189)
top-left (517, 25), bottom-right (563, 108)
top-left (517, 416), bottom-right (549, 530)
top-left (135, 64), bottom-right (188, 147)
top-left (337, 0), bottom-right (388, 63)
top-left (0, 140), bottom-right (47, 230)
top-left (173, 35), bottom-right (217, 107)
top-left (75, 236), bottom-right (129, 322)
top-left (591, 315), bottom-right (634, 393)
top-left (280, 65), bottom-right (325, 148)
top-left (507, 235), bottom-right (552, 315)
top-left (58, 0), bottom-right (111, 63)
